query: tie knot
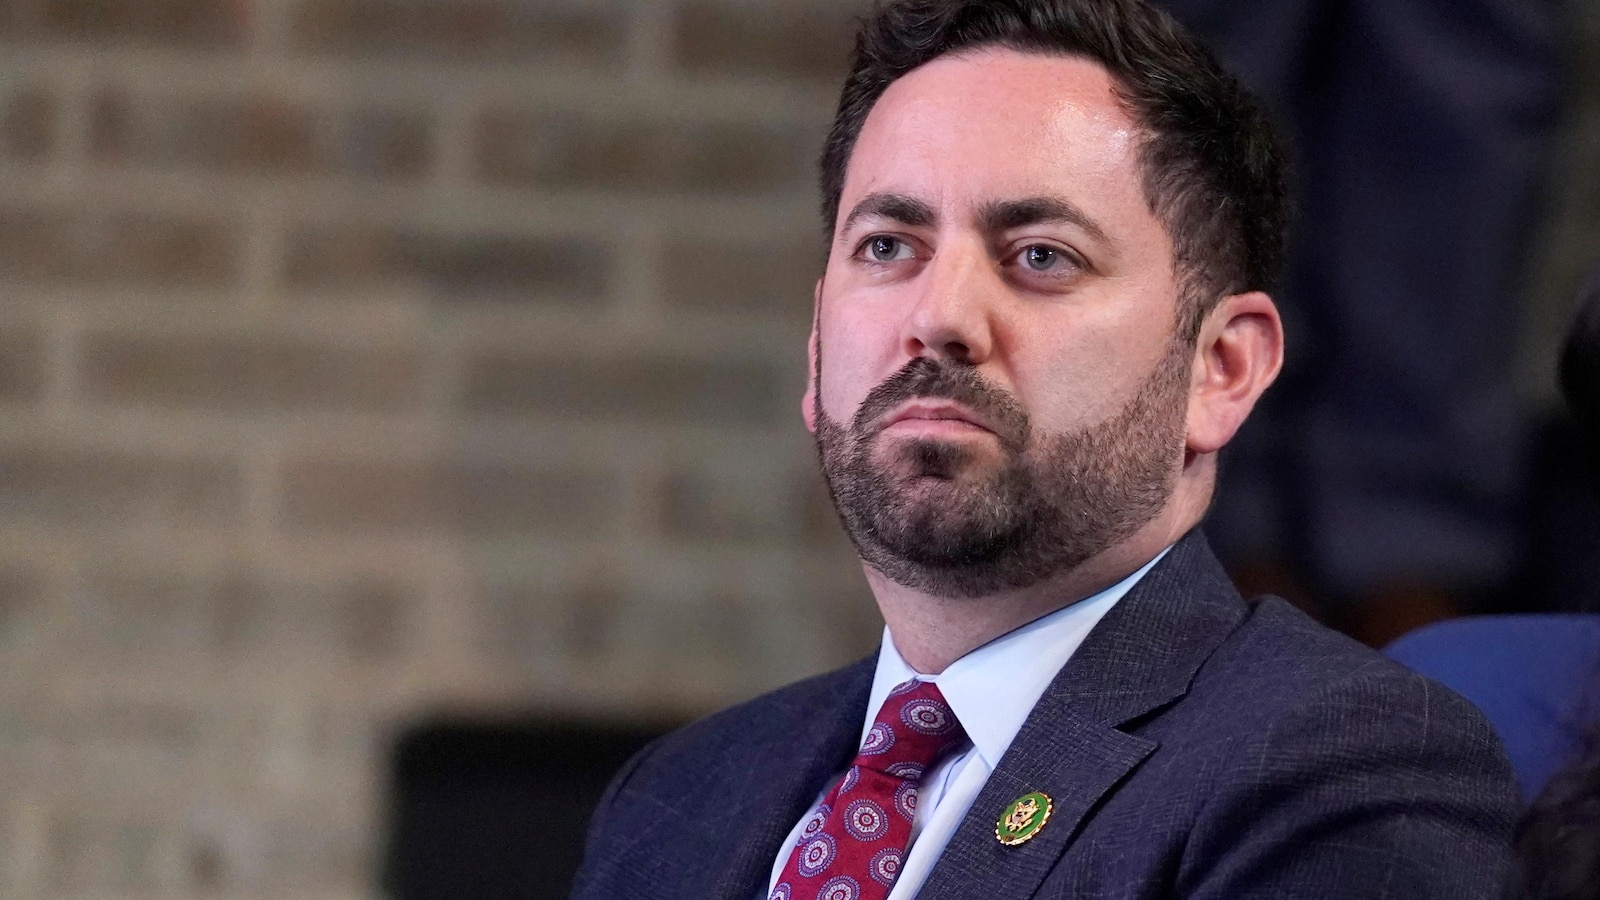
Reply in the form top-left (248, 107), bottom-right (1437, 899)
top-left (853, 679), bottom-right (967, 777)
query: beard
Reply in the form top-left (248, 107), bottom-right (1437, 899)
top-left (813, 340), bottom-right (1191, 599)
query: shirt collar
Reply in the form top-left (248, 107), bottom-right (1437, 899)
top-left (864, 545), bottom-right (1171, 769)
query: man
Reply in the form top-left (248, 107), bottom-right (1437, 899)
top-left (572, 1), bottom-right (1519, 897)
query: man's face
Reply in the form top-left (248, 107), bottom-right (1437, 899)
top-left (810, 48), bottom-right (1194, 598)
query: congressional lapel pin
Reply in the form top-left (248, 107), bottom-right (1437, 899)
top-left (995, 791), bottom-right (1053, 846)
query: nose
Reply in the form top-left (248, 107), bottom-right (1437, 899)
top-left (903, 242), bottom-right (996, 365)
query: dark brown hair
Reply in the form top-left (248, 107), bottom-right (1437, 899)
top-left (819, 0), bottom-right (1290, 337)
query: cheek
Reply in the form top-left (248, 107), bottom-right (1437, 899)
top-left (1009, 358), bottom-right (1108, 434)
top-left (815, 303), bottom-right (901, 419)
top-left (1009, 318), bottom-right (1167, 433)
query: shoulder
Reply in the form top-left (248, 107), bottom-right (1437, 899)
top-left (1190, 597), bottom-right (1509, 764)
top-left (1209, 595), bottom-right (1497, 730)
top-left (1167, 598), bottom-right (1519, 896)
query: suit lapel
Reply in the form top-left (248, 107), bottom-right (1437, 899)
top-left (916, 703), bottom-right (1157, 900)
top-left (917, 530), bottom-right (1249, 900)
top-left (706, 657), bottom-right (876, 900)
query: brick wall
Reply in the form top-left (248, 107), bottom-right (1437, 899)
top-left (0, 1), bottom-right (876, 897)
top-left (3, 1), bottom-right (1598, 898)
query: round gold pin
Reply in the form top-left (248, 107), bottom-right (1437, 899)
top-left (995, 791), bottom-right (1053, 846)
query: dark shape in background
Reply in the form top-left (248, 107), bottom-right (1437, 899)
top-left (1157, 0), bottom-right (1573, 641)
top-left (383, 718), bottom-right (672, 900)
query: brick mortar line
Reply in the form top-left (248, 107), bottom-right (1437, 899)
top-left (60, 316), bottom-right (442, 350)
top-left (242, 441), bottom-right (281, 541)
top-left (0, 523), bottom-right (700, 582)
top-left (0, 45), bottom-right (839, 123)
top-left (0, 410), bottom-right (445, 455)
top-left (625, 0), bottom-right (678, 79)
top-left (608, 216), bottom-right (665, 325)
top-left (427, 93), bottom-right (474, 192)
top-left (0, 296), bottom-right (814, 352)
top-left (240, 206), bottom-right (284, 311)
top-left (406, 545), bottom-right (478, 675)
top-left (10, 652), bottom-right (473, 708)
top-left (0, 293), bottom-right (443, 339)
top-left (41, 304), bottom-right (79, 423)
top-left (0, 166), bottom-right (822, 236)
top-left (13, 775), bottom-right (376, 820)
top-left (0, 522), bottom-right (460, 567)
top-left (0, 409), bottom-right (807, 460)
top-left (251, 0), bottom-right (293, 57)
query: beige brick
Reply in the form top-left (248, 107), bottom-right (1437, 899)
top-left (0, 444), bottom-right (240, 526)
top-left (280, 457), bottom-right (440, 533)
top-left (279, 456), bottom-right (615, 536)
top-left (75, 565), bottom-right (225, 651)
top-left (0, 205), bottom-right (238, 288)
top-left (481, 575), bottom-right (623, 663)
top-left (45, 815), bottom-right (166, 891)
top-left (0, 562), bottom-right (44, 649)
top-left (200, 568), bottom-right (261, 653)
top-left (474, 107), bottom-right (812, 195)
top-left (0, 326), bottom-right (44, 401)
top-left (54, 696), bottom-right (204, 754)
top-left (661, 464), bottom-right (802, 543)
top-left (334, 577), bottom-right (409, 659)
top-left (799, 468), bottom-right (852, 548)
top-left (672, 0), bottom-right (856, 83)
top-left (77, 564), bottom-right (417, 661)
top-left (0, 0), bottom-right (246, 48)
top-left (1, 86), bottom-right (54, 161)
top-left (121, 813), bottom-right (376, 893)
top-left (80, 332), bottom-right (425, 413)
top-left (459, 354), bottom-right (784, 424)
top-left (659, 236), bottom-right (823, 316)
top-left (252, 818), bottom-right (369, 891)
top-left (266, 572), bottom-right (414, 661)
top-left (798, 554), bottom-right (883, 659)
top-left (283, 224), bottom-right (609, 304)
top-left (90, 90), bottom-right (432, 180)
top-left (290, 0), bottom-right (627, 65)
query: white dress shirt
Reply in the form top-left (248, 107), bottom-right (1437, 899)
top-left (763, 547), bottom-right (1170, 899)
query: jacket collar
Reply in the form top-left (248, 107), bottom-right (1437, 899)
top-left (707, 657), bottom-right (876, 900)
top-left (915, 528), bottom-right (1249, 900)
top-left (702, 529), bottom-right (1246, 900)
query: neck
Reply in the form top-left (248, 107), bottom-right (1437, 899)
top-left (869, 477), bottom-right (1210, 674)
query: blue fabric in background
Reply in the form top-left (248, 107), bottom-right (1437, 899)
top-left (1385, 615), bottom-right (1600, 801)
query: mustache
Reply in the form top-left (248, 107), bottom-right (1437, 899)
top-left (851, 358), bottom-right (1029, 450)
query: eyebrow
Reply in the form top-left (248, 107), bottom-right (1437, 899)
top-left (840, 192), bottom-right (938, 235)
top-left (840, 192), bottom-right (1112, 248)
top-left (977, 196), bottom-right (1110, 245)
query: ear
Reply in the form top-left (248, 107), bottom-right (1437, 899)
top-left (1186, 291), bottom-right (1283, 455)
top-left (802, 278), bottom-right (823, 433)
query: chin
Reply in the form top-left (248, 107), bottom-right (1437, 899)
top-left (878, 435), bottom-right (999, 482)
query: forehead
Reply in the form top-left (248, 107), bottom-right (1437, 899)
top-left (842, 47), bottom-right (1149, 228)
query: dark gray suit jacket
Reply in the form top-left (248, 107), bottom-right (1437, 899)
top-left (571, 531), bottom-right (1519, 898)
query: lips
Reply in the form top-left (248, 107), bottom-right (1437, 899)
top-left (878, 400), bottom-right (996, 436)
top-left (848, 357), bottom-right (1028, 452)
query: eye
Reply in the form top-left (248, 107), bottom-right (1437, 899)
top-left (860, 235), bottom-right (915, 262)
top-left (1020, 244), bottom-right (1068, 272)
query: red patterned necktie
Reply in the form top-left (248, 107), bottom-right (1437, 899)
top-left (770, 679), bottom-right (967, 900)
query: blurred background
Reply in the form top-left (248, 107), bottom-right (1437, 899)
top-left (0, 0), bottom-right (1596, 898)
